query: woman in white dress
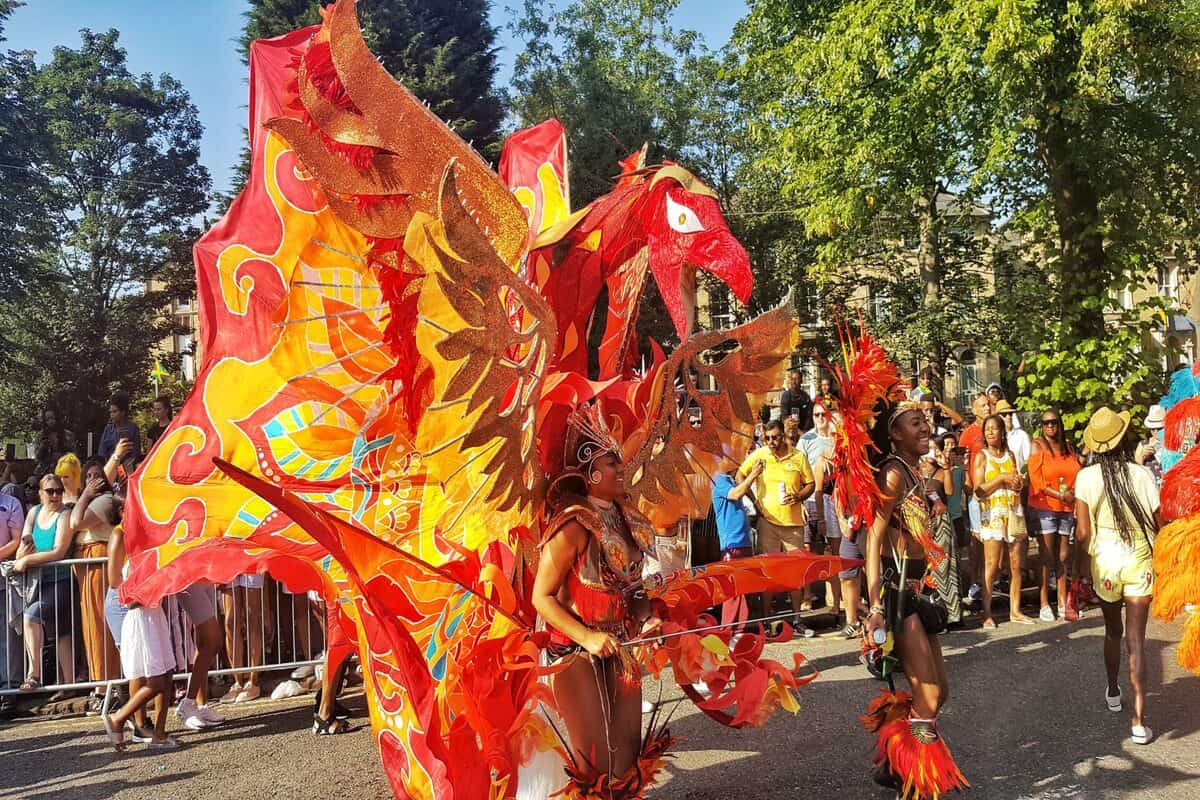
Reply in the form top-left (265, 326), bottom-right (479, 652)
top-left (101, 518), bottom-right (178, 750)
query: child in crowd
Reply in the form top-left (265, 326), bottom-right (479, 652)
top-left (100, 492), bottom-right (179, 751)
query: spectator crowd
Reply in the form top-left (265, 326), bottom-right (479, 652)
top-left (0, 393), bottom-right (346, 747)
top-left (0, 370), bottom-right (1171, 751)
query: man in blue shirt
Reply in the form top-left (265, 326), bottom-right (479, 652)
top-left (712, 458), bottom-right (762, 624)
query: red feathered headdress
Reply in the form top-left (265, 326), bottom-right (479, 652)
top-left (825, 317), bottom-right (908, 532)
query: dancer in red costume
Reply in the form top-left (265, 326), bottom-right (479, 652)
top-left (862, 402), bottom-right (967, 798)
top-left (532, 406), bottom-right (667, 797)
top-left (822, 325), bottom-right (966, 800)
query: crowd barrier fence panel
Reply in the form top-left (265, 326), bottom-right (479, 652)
top-left (0, 557), bottom-right (323, 699)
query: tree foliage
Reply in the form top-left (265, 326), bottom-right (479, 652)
top-left (509, 0), bottom-right (716, 205)
top-left (230, 0), bottom-right (506, 191)
top-left (0, 29), bottom-right (210, 440)
top-left (734, 0), bottom-right (1200, 422)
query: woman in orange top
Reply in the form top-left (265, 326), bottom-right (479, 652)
top-left (1028, 409), bottom-right (1082, 622)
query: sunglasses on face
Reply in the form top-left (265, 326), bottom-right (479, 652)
top-left (764, 435), bottom-right (782, 442)
top-left (42, 487), bottom-right (63, 495)
top-left (813, 411), bottom-right (827, 418)
top-left (1041, 419), bottom-right (1060, 427)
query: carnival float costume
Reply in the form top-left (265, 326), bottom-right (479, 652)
top-left (119, 2), bottom-right (849, 797)
top-left (1150, 364), bottom-right (1200, 674)
top-left (825, 327), bottom-right (968, 799)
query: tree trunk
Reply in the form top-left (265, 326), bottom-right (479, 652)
top-left (917, 186), bottom-right (947, 399)
top-left (1043, 127), bottom-right (1108, 341)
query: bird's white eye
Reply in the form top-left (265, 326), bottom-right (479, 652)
top-left (666, 193), bottom-right (705, 234)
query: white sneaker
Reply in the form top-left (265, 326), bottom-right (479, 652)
top-left (1039, 605), bottom-right (1055, 622)
top-left (1106, 688), bottom-right (1123, 712)
top-left (290, 664), bottom-right (315, 679)
top-left (176, 698), bottom-right (215, 730)
top-left (1131, 724), bottom-right (1153, 745)
top-left (196, 704), bottom-right (225, 726)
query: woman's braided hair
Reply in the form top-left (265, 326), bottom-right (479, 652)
top-left (1094, 444), bottom-right (1157, 545)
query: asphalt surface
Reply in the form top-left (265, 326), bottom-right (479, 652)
top-left (2, 612), bottom-right (1198, 800)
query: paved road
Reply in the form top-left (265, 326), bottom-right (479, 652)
top-left (2, 614), bottom-right (1198, 800)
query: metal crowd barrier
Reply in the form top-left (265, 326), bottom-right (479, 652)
top-left (0, 557), bottom-right (323, 698)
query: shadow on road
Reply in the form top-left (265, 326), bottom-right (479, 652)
top-left (654, 617), bottom-right (1200, 799)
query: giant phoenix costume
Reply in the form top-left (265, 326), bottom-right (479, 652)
top-left (120, 2), bottom-right (848, 799)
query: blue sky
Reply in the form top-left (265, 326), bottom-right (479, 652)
top-left (6, 1), bottom-right (745, 194)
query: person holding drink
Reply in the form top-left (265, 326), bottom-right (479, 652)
top-left (738, 418), bottom-right (816, 636)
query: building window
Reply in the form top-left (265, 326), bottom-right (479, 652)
top-left (870, 286), bottom-right (892, 323)
top-left (1159, 264), bottom-right (1179, 303)
top-left (708, 285), bottom-right (734, 330)
top-left (957, 349), bottom-right (979, 411)
top-left (796, 279), bottom-right (820, 324)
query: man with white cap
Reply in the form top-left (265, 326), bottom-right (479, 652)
top-left (1134, 404), bottom-right (1166, 487)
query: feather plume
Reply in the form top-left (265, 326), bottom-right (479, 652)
top-left (824, 317), bottom-right (908, 531)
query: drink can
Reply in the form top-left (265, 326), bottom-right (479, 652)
top-left (778, 481), bottom-right (787, 504)
top-left (873, 627), bottom-right (887, 645)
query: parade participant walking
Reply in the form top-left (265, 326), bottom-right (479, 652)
top-left (1028, 409), bottom-right (1082, 621)
top-left (863, 402), bottom-right (966, 798)
top-left (974, 414), bottom-right (1034, 627)
top-left (739, 419), bottom-right (816, 636)
top-left (1074, 407), bottom-right (1160, 745)
top-left (101, 521), bottom-right (178, 750)
top-left (531, 406), bottom-right (663, 795)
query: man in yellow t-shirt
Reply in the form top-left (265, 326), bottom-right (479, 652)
top-left (738, 419), bottom-right (815, 634)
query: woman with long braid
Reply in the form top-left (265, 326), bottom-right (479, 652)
top-left (1074, 407), bottom-right (1161, 745)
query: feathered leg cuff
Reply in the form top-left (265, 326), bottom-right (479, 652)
top-left (864, 691), bottom-right (969, 799)
top-left (557, 727), bottom-right (675, 800)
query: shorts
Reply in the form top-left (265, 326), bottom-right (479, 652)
top-left (977, 505), bottom-right (1027, 543)
top-left (24, 578), bottom-right (73, 625)
top-left (104, 587), bottom-right (128, 648)
top-left (757, 519), bottom-right (805, 553)
top-left (838, 534), bottom-right (865, 579)
top-left (175, 583), bottom-right (217, 624)
top-left (1033, 509), bottom-right (1075, 539)
top-left (804, 496), bottom-right (841, 546)
top-left (1091, 529), bottom-right (1154, 603)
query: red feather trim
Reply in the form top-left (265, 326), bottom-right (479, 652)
top-left (302, 38), bottom-right (360, 112)
top-left (824, 317), bottom-right (907, 531)
top-left (557, 727), bottom-right (674, 799)
top-left (861, 688), bottom-right (912, 734)
top-left (873, 712), bottom-right (969, 799)
top-left (1162, 446), bottom-right (1200, 521)
top-left (1164, 397), bottom-right (1200, 451)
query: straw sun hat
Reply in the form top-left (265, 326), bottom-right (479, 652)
top-left (1082, 406), bottom-right (1132, 454)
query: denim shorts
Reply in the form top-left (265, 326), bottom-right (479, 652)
top-left (104, 586), bottom-right (128, 648)
top-left (24, 578), bottom-right (73, 625)
top-left (838, 534), bottom-right (865, 579)
top-left (1033, 508), bottom-right (1075, 538)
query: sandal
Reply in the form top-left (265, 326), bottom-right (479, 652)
top-left (313, 688), bottom-right (351, 721)
top-left (102, 714), bottom-right (127, 752)
top-left (19, 676), bottom-right (42, 692)
top-left (312, 713), bottom-right (351, 735)
top-left (220, 682), bottom-right (243, 703)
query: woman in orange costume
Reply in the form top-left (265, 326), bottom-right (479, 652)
top-left (531, 407), bottom-right (664, 797)
top-left (862, 403), bottom-right (967, 798)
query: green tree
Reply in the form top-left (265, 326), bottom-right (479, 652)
top-left (509, 0), bottom-right (705, 205)
top-left (0, 0), bottom-right (54, 299)
top-left (0, 30), bottom-right (210, 440)
top-left (230, 0), bottom-right (506, 191)
top-left (734, 0), bottom-right (1200, 424)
